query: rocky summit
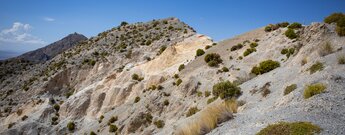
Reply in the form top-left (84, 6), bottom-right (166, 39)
top-left (1, 13), bottom-right (345, 135)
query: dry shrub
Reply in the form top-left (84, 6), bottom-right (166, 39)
top-left (175, 101), bottom-right (234, 135)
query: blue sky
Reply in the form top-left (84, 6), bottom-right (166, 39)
top-left (1, 0), bottom-right (345, 53)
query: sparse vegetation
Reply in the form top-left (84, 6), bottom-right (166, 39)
top-left (204, 53), bottom-right (223, 67)
top-left (132, 73), bottom-right (144, 81)
top-left (176, 79), bottom-right (182, 86)
top-left (178, 64), bottom-right (185, 71)
top-left (67, 121), bottom-right (75, 131)
top-left (109, 124), bottom-right (118, 132)
top-left (154, 120), bottom-right (165, 128)
top-left (251, 60), bottom-right (280, 75)
top-left (222, 67), bottom-right (229, 72)
top-left (285, 28), bottom-right (298, 39)
top-left (134, 96), bottom-right (140, 103)
top-left (284, 84), bottom-right (297, 95)
top-left (212, 81), bottom-right (241, 100)
top-left (231, 43), bottom-right (243, 51)
top-left (120, 21), bottom-right (128, 26)
top-left (108, 116), bottom-right (118, 124)
top-left (338, 55), bottom-right (345, 64)
top-left (281, 47), bottom-right (295, 58)
top-left (21, 115), bottom-right (28, 121)
top-left (256, 121), bottom-right (322, 135)
top-left (163, 99), bottom-right (169, 106)
top-left (90, 131), bottom-right (97, 135)
top-left (186, 107), bottom-right (200, 117)
top-left (304, 83), bottom-right (326, 99)
top-left (207, 96), bottom-right (218, 104)
top-left (158, 46), bottom-right (167, 55)
top-left (205, 91), bottom-right (211, 97)
top-left (196, 49), bottom-right (205, 57)
top-left (250, 42), bottom-right (258, 48)
top-left (205, 45), bottom-right (212, 50)
top-left (53, 104), bottom-right (60, 111)
top-left (288, 22), bottom-right (302, 29)
top-left (243, 48), bottom-right (257, 57)
top-left (308, 61), bottom-right (324, 74)
top-left (319, 41), bottom-right (333, 56)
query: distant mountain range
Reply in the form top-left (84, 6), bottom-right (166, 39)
top-left (0, 50), bottom-right (21, 60)
top-left (15, 33), bottom-right (87, 62)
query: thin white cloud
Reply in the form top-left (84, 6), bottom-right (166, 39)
top-left (0, 22), bottom-right (46, 45)
top-left (44, 17), bottom-right (55, 22)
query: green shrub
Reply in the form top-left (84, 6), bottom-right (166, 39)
top-left (288, 22), bottom-right (302, 29)
top-left (157, 85), bottom-right (164, 90)
top-left (108, 116), bottom-right (118, 124)
top-left (207, 97), bottom-right (217, 104)
top-left (53, 104), bottom-right (60, 111)
top-left (176, 79), bottom-right (182, 86)
top-left (204, 91), bottom-right (211, 97)
top-left (281, 48), bottom-right (288, 54)
top-left (337, 17), bottom-right (345, 27)
top-left (243, 48), bottom-right (257, 57)
top-left (196, 49), bottom-right (205, 56)
top-left (285, 28), bottom-right (298, 39)
top-left (163, 99), bottom-right (169, 106)
top-left (120, 21), bottom-right (128, 26)
top-left (304, 83), bottom-right (326, 99)
top-left (149, 85), bottom-right (157, 90)
top-left (109, 124), bottom-right (118, 132)
top-left (186, 107), bottom-right (199, 117)
top-left (21, 115), bottom-right (28, 121)
top-left (154, 120), bottom-right (165, 128)
top-left (222, 67), bottom-right (229, 72)
top-left (281, 48), bottom-right (295, 58)
top-left (231, 43), bottom-right (243, 51)
top-left (284, 84), bottom-right (297, 95)
top-left (336, 25), bottom-right (345, 36)
top-left (250, 42), bottom-right (258, 48)
top-left (204, 53), bottom-right (223, 67)
top-left (212, 81), bottom-right (241, 100)
top-left (308, 62), bottom-right (324, 74)
top-left (256, 121), bottom-right (322, 135)
top-left (178, 64), bottom-right (185, 71)
top-left (251, 60), bottom-right (280, 75)
top-left (173, 74), bottom-right (179, 79)
top-left (145, 40), bottom-right (152, 45)
top-left (132, 74), bottom-right (139, 80)
top-left (197, 91), bottom-right (203, 97)
top-left (158, 46), bottom-right (167, 55)
top-left (324, 13), bottom-right (345, 24)
top-left (90, 131), bottom-right (97, 135)
top-left (205, 45), bottom-right (212, 50)
top-left (264, 25), bottom-right (272, 32)
top-left (67, 122), bottom-right (75, 131)
top-left (277, 22), bottom-right (289, 28)
top-left (338, 55), bottom-right (345, 64)
top-left (134, 96), bottom-right (140, 103)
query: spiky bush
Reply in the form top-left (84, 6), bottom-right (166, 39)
top-left (304, 83), bottom-right (326, 99)
top-left (256, 122), bottom-right (322, 135)
top-left (251, 60), bottom-right (280, 75)
top-left (212, 81), bottom-right (241, 100)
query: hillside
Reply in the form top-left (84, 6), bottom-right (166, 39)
top-left (1, 15), bottom-right (345, 135)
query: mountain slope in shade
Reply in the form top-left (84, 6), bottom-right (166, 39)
top-left (17, 33), bottom-right (87, 62)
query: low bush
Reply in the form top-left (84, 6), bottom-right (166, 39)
top-left (284, 84), bottom-right (297, 95)
top-left (288, 22), bottom-right (302, 29)
top-left (277, 22), bottom-right (289, 28)
top-left (158, 46), bottom-right (167, 55)
top-left (108, 116), bottom-right (118, 124)
top-left (90, 131), bottom-right (97, 135)
top-left (176, 79), bottom-right (182, 86)
top-left (308, 61), bottom-right (324, 74)
top-left (319, 41), bottom-right (333, 56)
top-left (205, 45), bottom-right (212, 50)
top-left (338, 55), bottom-right (345, 64)
top-left (178, 64), bottom-right (185, 71)
top-left (285, 28), bottom-right (298, 39)
top-left (134, 96), bottom-right (140, 103)
top-left (243, 48), bottom-right (257, 57)
top-left (53, 104), bottom-right (60, 111)
top-left (281, 48), bottom-right (295, 58)
top-left (250, 42), bottom-right (258, 48)
top-left (256, 121), bottom-right (322, 135)
top-left (204, 91), bottom-right (211, 97)
top-left (120, 21), bottom-right (128, 26)
top-left (67, 122), bottom-right (75, 131)
top-left (204, 53), bottom-right (223, 67)
top-left (196, 49), bottom-right (205, 57)
top-left (207, 96), bottom-right (218, 104)
top-left (186, 107), bottom-right (200, 117)
top-left (212, 81), bottom-right (241, 100)
top-left (222, 67), bottom-right (229, 72)
top-left (251, 60), bottom-right (280, 75)
top-left (324, 13), bottom-right (345, 24)
top-left (163, 99), bottom-right (169, 106)
top-left (21, 115), bottom-right (28, 121)
top-left (231, 43), bottom-right (243, 51)
top-left (336, 25), bottom-right (345, 36)
top-left (109, 124), bottom-right (118, 132)
top-left (304, 83), bottom-right (326, 99)
top-left (132, 74), bottom-right (144, 81)
top-left (154, 120), bottom-right (165, 128)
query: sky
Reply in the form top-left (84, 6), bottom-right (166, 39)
top-left (0, 0), bottom-right (345, 54)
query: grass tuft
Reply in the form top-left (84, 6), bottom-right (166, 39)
top-left (256, 121), bottom-right (322, 135)
top-left (304, 83), bottom-right (326, 99)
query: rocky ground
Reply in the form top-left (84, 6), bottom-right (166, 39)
top-left (0, 17), bottom-right (344, 135)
